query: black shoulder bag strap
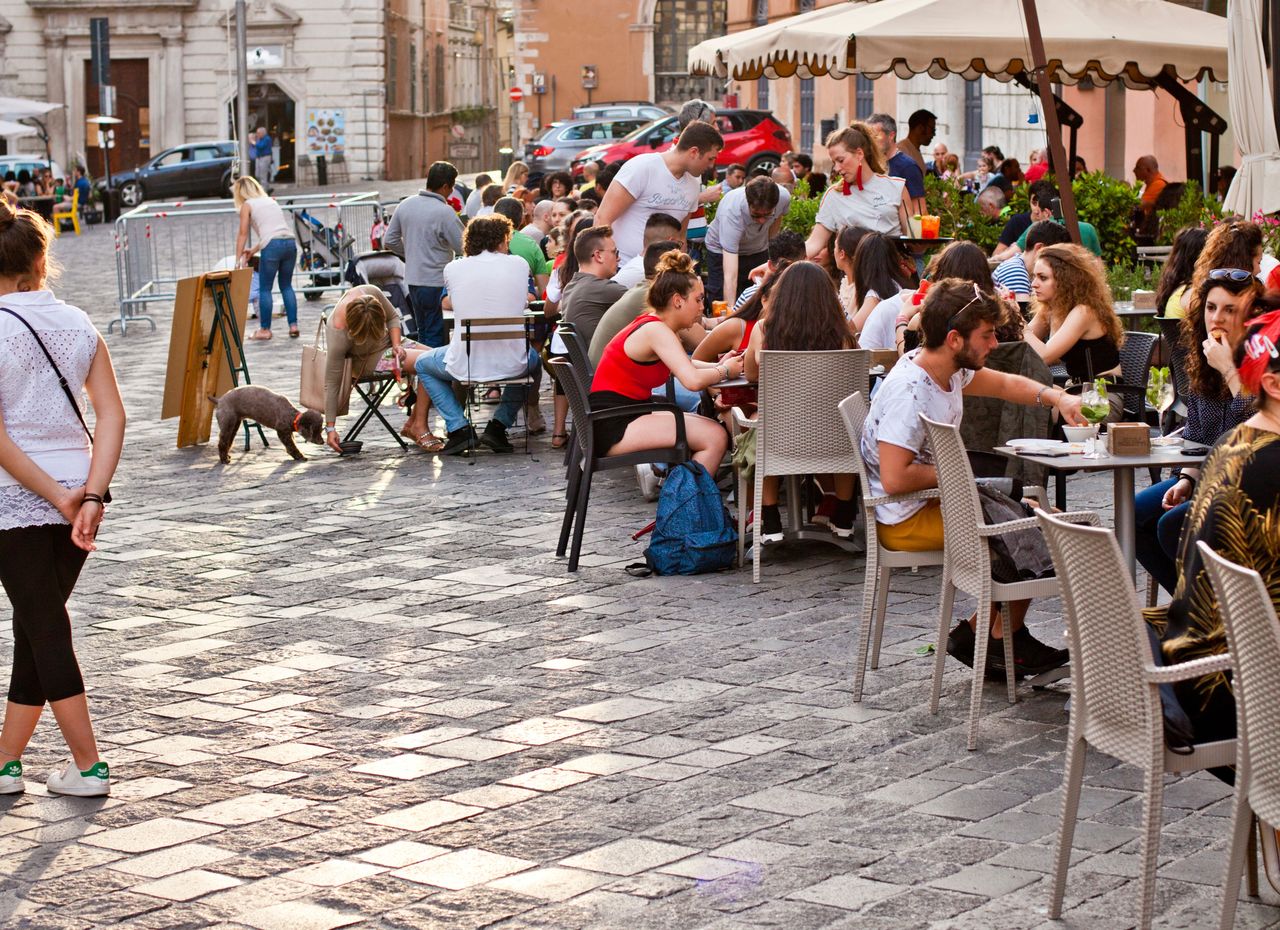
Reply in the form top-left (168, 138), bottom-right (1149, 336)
top-left (0, 306), bottom-right (112, 504)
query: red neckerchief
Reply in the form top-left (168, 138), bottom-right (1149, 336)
top-left (841, 165), bottom-right (865, 195)
top-left (292, 410), bottom-right (304, 434)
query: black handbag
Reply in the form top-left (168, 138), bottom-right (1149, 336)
top-left (0, 306), bottom-right (112, 504)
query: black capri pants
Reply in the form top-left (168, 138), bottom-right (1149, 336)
top-left (0, 523), bottom-right (88, 706)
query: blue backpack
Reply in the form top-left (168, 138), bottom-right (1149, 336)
top-left (642, 462), bottom-right (737, 575)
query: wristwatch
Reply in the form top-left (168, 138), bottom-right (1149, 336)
top-left (323, 425), bottom-right (337, 436)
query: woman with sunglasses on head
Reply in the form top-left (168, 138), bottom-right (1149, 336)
top-left (1134, 270), bottom-right (1260, 596)
top-left (1143, 296), bottom-right (1280, 758)
top-left (1025, 243), bottom-right (1126, 420)
top-left (1178, 220), bottom-right (1263, 316)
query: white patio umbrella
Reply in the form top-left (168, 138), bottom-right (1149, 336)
top-left (1223, 0), bottom-right (1280, 218)
top-left (0, 97), bottom-right (63, 121)
top-left (689, 0), bottom-right (1228, 88)
top-left (0, 119), bottom-right (38, 139)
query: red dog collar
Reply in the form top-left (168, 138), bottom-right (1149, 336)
top-left (293, 410), bottom-right (304, 434)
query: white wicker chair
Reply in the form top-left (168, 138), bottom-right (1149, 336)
top-left (1200, 541), bottom-right (1274, 930)
top-left (745, 349), bottom-right (870, 583)
top-left (921, 415), bottom-right (1099, 751)
top-left (1036, 515), bottom-right (1238, 930)
top-left (838, 393), bottom-right (943, 701)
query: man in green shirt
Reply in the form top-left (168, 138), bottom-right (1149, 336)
top-left (494, 198), bottom-right (551, 292)
top-left (1011, 182), bottom-right (1101, 258)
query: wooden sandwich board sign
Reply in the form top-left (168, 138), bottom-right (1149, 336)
top-left (161, 268), bottom-right (253, 447)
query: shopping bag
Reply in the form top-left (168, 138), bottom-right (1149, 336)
top-left (300, 315), bottom-right (351, 415)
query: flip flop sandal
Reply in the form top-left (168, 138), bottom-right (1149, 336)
top-left (413, 433), bottom-right (446, 453)
top-left (551, 432), bottom-right (569, 449)
top-left (483, 387), bottom-right (502, 403)
top-left (289, 325), bottom-right (300, 338)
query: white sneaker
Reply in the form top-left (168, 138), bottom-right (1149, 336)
top-left (0, 760), bottom-right (24, 794)
top-left (47, 761), bottom-right (110, 797)
top-left (635, 463), bottom-right (660, 502)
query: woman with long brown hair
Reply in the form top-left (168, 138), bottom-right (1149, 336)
top-left (1135, 270), bottom-right (1259, 594)
top-left (743, 262), bottom-right (858, 541)
top-left (1179, 220), bottom-right (1263, 316)
top-left (1025, 243), bottom-right (1126, 419)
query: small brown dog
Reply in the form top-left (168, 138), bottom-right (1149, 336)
top-left (216, 385), bottom-right (324, 463)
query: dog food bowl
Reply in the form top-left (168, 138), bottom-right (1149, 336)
top-left (338, 440), bottom-right (364, 455)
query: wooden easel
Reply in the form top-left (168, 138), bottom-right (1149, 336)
top-left (161, 268), bottom-right (263, 449)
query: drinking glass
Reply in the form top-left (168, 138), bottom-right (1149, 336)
top-left (1146, 368), bottom-right (1177, 445)
top-left (1080, 388), bottom-right (1111, 458)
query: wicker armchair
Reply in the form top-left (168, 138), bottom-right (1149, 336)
top-left (746, 349), bottom-right (870, 583)
top-left (921, 415), bottom-right (1099, 750)
top-left (838, 393), bottom-right (943, 702)
top-left (1036, 516), bottom-right (1237, 930)
top-left (1200, 541), bottom-right (1275, 930)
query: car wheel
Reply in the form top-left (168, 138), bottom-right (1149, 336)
top-left (120, 181), bottom-right (144, 207)
top-left (746, 155), bottom-right (782, 176)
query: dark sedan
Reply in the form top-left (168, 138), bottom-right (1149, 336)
top-left (101, 141), bottom-right (239, 207)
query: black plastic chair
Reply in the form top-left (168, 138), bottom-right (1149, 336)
top-left (550, 358), bottom-right (690, 572)
top-left (1113, 331), bottom-right (1160, 424)
top-left (555, 321), bottom-right (594, 381)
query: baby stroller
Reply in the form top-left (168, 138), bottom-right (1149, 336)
top-left (293, 207), bottom-right (353, 302)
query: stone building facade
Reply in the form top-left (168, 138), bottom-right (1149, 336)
top-left (0, 0), bottom-right (506, 183)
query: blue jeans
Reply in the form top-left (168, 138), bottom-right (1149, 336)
top-left (408, 285), bottom-right (446, 348)
top-left (652, 379), bottom-right (702, 413)
top-left (1135, 476), bottom-right (1190, 596)
top-left (414, 347), bottom-right (542, 434)
top-left (258, 238), bottom-right (297, 328)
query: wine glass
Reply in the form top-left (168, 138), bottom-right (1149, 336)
top-left (1079, 384), bottom-right (1112, 458)
top-left (1146, 367), bottom-right (1177, 445)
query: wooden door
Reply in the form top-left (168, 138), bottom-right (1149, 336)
top-left (84, 58), bottom-right (150, 179)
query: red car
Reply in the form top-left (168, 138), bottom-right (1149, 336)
top-left (570, 109), bottom-right (792, 178)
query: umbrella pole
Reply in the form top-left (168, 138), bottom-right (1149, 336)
top-left (1021, 0), bottom-right (1082, 247)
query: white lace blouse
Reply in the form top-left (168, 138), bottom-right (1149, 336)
top-left (0, 290), bottom-right (99, 530)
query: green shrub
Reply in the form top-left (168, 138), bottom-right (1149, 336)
top-left (1070, 171), bottom-right (1140, 267)
top-left (924, 174), bottom-right (1002, 253)
top-left (1155, 181), bottom-right (1223, 245)
top-left (1106, 262), bottom-right (1156, 301)
top-left (781, 176), bottom-right (820, 238)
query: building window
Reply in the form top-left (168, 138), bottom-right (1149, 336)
top-left (435, 45), bottom-right (446, 112)
top-left (388, 36), bottom-right (398, 109)
top-left (653, 0), bottom-right (727, 104)
top-left (423, 49), bottom-right (432, 115)
top-left (409, 42), bottom-right (418, 113)
top-left (855, 74), bottom-right (874, 120)
top-left (964, 78), bottom-right (983, 170)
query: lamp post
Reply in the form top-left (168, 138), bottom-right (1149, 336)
top-left (235, 0), bottom-right (251, 178)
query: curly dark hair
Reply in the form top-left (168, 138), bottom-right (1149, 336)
top-left (1182, 272), bottom-right (1260, 398)
top-left (462, 214), bottom-right (512, 256)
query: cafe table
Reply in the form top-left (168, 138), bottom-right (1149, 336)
top-left (992, 442), bottom-right (1207, 579)
top-left (17, 195), bottom-right (54, 220)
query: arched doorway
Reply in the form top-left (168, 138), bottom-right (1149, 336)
top-left (229, 82), bottom-right (297, 183)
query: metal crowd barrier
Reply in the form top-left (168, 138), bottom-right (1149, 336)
top-left (111, 191), bottom-right (383, 334)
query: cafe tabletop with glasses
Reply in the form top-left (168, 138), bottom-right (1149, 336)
top-left (992, 440), bottom-right (1207, 578)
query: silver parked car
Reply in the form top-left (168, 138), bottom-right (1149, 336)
top-left (571, 101), bottom-right (671, 121)
top-left (524, 117), bottom-right (650, 176)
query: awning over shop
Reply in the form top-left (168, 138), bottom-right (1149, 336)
top-left (688, 0), bottom-right (1228, 89)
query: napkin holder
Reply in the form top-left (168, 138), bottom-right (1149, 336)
top-left (1132, 289), bottom-right (1157, 311)
top-left (1108, 423), bottom-right (1150, 455)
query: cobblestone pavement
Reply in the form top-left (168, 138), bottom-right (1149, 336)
top-left (1, 223), bottom-right (1276, 930)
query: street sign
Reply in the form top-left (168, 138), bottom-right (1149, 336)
top-left (90, 18), bottom-right (110, 87)
top-left (581, 65), bottom-right (598, 90)
top-left (532, 72), bottom-right (546, 94)
top-left (448, 142), bottom-right (480, 160)
top-left (509, 87), bottom-right (524, 103)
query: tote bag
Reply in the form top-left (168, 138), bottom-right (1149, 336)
top-left (300, 315), bottom-right (351, 415)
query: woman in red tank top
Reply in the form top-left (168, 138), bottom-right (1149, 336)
top-left (589, 250), bottom-right (744, 473)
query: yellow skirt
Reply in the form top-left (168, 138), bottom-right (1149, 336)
top-left (877, 499), bottom-right (945, 552)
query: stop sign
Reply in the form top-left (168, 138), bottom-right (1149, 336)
top-left (509, 86), bottom-right (524, 103)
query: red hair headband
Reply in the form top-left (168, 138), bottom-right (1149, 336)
top-left (1240, 308), bottom-right (1280, 395)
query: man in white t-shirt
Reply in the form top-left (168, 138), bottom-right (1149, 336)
top-left (595, 121), bottom-right (724, 264)
top-left (862, 279), bottom-right (1086, 678)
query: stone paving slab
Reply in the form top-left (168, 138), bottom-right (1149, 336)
top-left (0, 227), bottom-right (1275, 928)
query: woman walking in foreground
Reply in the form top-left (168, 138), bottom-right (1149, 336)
top-left (0, 201), bottom-right (125, 796)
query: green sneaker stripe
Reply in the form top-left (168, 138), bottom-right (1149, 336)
top-left (81, 762), bottom-right (109, 779)
top-left (0, 760), bottom-right (20, 777)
